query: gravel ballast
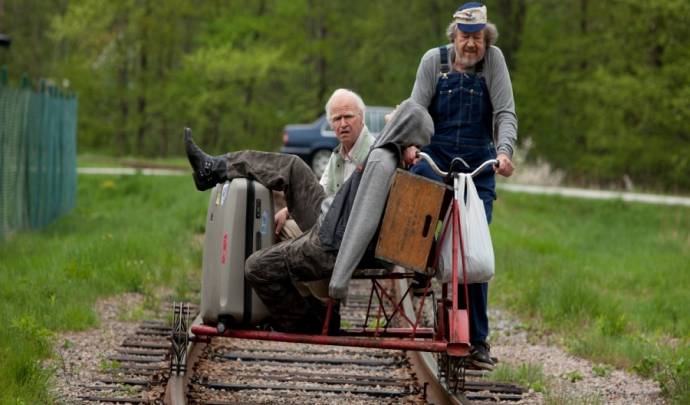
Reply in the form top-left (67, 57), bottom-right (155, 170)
top-left (490, 308), bottom-right (665, 404)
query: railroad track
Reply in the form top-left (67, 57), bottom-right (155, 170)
top-left (185, 337), bottom-right (423, 403)
top-left (74, 312), bottom-right (193, 403)
top-left (76, 280), bottom-right (523, 404)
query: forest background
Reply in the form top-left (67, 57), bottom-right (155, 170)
top-left (1, 0), bottom-right (689, 191)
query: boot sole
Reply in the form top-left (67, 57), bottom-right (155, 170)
top-left (469, 358), bottom-right (495, 371)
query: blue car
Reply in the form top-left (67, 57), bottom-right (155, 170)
top-left (280, 106), bottom-right (393, 179)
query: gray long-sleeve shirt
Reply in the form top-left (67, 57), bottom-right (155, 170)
top-left (411, 44), bottom-right (518, 158)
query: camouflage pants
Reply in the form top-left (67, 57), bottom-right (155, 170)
top-left (245, 228), bottom-right (336, 332)
top-left (223, 151), bottom-right (334, 332)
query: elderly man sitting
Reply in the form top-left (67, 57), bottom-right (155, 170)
top-left (185, 99), bottom-right (433, 333)
top-left (275, 88), bottom-right (375, 237)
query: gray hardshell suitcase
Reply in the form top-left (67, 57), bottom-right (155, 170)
top-left (200, 179), bottom-right (273, 330)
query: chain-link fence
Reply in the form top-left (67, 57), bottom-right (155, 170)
top-left (0, 68), bottom-right (78, 240)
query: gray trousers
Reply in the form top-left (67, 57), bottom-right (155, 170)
top-left (224, 151), bottom-right (335, 332)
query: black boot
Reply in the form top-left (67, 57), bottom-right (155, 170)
top-left (183, 127), bottom-right (227, 191)
top-left (469, 341), bottom-right (495, 370)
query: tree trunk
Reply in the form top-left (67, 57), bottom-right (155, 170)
top-left (117, 63), bottom-right (129, 155)
top-left (158, 54), bottom-right (168, 156)
top-left (241, 0), bottom-right (266, 136)
top-left (136, 0), bottom-right (150, 154)
top-left (160, 119), bottom-right (168, 156)
top-left (648, 13), bottom-right (663, 68)
top-left (579, 0), bottom-right (588, 70)
top-left (137, 48), bottom-right (148, 153)
top-left (495, 0), bottom-right (527, 69)
top-left (309, 0), bottom-right (328, 111)
top-left (316, 26), bottom-right (328, 108)
top-left (427, 0), bottom-right (442, 39)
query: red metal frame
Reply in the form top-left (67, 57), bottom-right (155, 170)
top-left (192, 182), bottom-right (472, 357)
top-left (191, 325), bottom-right (448, 352)
top-left (448, 199), bottom-right (471, 355)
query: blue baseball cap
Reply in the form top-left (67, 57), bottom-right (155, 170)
top-left (453, 2), bottom-right (487, 33)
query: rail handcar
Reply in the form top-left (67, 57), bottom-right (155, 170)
top-left (172, 153), bottom-right (498, 392)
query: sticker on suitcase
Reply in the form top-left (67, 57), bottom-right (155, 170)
top-left (260, 211), bottom-right (269, 235)
top-left (220, 183), bottom-right (230, 206)
top-left (220, 231), bottom-right (228, 264)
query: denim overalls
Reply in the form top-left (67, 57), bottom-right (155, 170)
top-left (411, 45), bottom-right (496, 344)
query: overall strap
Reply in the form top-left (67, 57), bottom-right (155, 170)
top-left (439, 45), bottom-right (450, 78)
top-left (475, 58), bottom-right (486, 77)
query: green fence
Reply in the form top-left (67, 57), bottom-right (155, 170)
top-left (0, 68), bottom-right (78, 240)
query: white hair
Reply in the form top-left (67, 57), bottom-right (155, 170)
top-left (325, 88), bottom-right (366, 121)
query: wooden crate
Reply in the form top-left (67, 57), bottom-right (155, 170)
top-left (375, 169), bottom-right (447, 272)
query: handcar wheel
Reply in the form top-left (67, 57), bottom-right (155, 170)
top-left (437, 352), bottom-right (466, 393)
top-left (435, 297), bottom-right (466, 393)
top-left (445, 355), bottom-right (467, 393)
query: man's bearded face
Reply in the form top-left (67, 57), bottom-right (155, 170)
top-left (454, 29), bottom-right (486, 68)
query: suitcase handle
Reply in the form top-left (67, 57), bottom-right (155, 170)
top-left (422, 214), bottom-right (432, 238)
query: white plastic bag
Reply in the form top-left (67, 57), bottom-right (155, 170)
top-left (437, 174), bottom-right (495, 283)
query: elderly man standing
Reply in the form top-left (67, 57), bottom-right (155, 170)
top-left (274, 89), bottom-right (375, 236)
top-left (408, 2), bottom-right (518, 370)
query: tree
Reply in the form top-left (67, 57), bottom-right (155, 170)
top-left (513, 0), bottom-right (690, 190)
top-left (2, 0), bottom-right (688, 190)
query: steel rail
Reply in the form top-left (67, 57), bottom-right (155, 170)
top-left (164, 314), bottom-right (206, 405)
top-left (396, 275), bottom-right (469, 405)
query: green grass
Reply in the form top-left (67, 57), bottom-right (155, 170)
top-left (489, 362), bottom-right (604, 404)
top-left (492, 192), bottom-right (690, 403)
top-left (0, 174), bottom-right (207, 404)
top-left (2, 173), bottom-right (689, 403)
top-left (490, 362), bottom-right (549, 393)
top-left (78, 152), bottom-right (189, 168)
top-left (544, 391), bottom-right (604, 405)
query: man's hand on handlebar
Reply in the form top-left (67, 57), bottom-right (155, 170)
top-left (494, 153), bottom-right (514, 177)
top-left (402, 145), bottom-right (421, 168)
